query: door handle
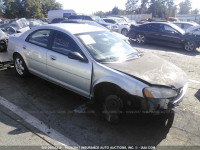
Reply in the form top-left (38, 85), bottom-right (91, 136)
top-left (23, 45), bottom-right (26, 49)
top-left (50, 55), bottom-right (56, 61)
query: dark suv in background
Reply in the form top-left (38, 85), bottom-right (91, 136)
top-left (128, 22), bottom-right (200, 52)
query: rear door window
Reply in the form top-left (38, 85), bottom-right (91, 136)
top-left (26, 29), bottom-right (51, 48)
top-left (162, 25), bottom-right (177, 33)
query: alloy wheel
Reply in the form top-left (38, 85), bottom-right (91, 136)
top-left (15, 58), bottom-right (25, 75)
top-left (136, 34), bottom-right (145, 44)
top-left (185, 41), bottom-right (196, 52)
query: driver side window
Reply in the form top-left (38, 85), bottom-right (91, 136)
top-left (51, 31), bottom-right (82, 56)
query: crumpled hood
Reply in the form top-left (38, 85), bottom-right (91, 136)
top-left (104, 53), bottom-right (188, 89)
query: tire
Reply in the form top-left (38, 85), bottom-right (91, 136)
top-left (0, 40), bottom-right (7, 52)
top-left (96, 87), bottom-right (123, 124)
top-left (184, 41), bottom-right (197, 52)
top-left (121, 29), bottom-right (128, 36)
top-left (158, 110), bottom-right (174, 129)
top-left (136, 34), bottom-right (146, 44)
top-left (14, 54), bottom-right (30, 77)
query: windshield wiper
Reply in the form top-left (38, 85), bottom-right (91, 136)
top-left (126, 51), bottom-right (144, 59)
top-left (99, 56), bottom-right (120, 62)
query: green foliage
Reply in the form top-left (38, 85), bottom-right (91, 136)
top-left (179, 0), bottom-right (192, 14)
top-left (148, 0), bottom-right (166, 18)
top-left (112, 7), bottom-right (119, 15)
top-left (2, 0), bottom-right (62, 19)
top-left (126, 0), bottom-right (139, 13)
top-left (191, 9), bottom-right (199, 15)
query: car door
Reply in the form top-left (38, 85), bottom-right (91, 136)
top-left (47, 30), bottom-right (92, 97)
top-left (159, 24), bottom-right (182, 45)
top-left (144, 23), bottom-right (162, 42)
top-left (24, 29), bottom-right (51, 78)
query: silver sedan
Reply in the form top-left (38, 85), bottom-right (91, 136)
top-left (7, 24), bottom-right (188, 123)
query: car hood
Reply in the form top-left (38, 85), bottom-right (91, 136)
top-left (104, 53), bottom-right (188, 89)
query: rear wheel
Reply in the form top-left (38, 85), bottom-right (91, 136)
top-left (184, 41), bottom-right (197, 52)
top-left (136, 34), bottom-right (146, 44)
top-left (14, 54), bottom-right (30, 77)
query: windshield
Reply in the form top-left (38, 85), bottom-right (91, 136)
top-left (77, 31), bottom-right (138, 62)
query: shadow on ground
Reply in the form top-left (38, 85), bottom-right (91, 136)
top-left (130, 40), bottom-right (200, 56)
top-left (0, 68), bottom-right (175, 147)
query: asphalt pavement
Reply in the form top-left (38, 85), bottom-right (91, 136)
top-left (0, 43), bottom-right (200, 150)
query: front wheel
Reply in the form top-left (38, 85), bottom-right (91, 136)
top-left (14, 55), bottom-right (30, 77)
top-left (184, 41), bottom-right (197, 52)
top-left (102, 95), bottom-right (123, 124)
top-left (136, 34), bottom-right (146, 44)
top-left (121, 29), bottom-right (128, 36)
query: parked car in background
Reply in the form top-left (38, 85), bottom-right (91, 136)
top-left (0, 18), bottom-right (30, 34)
top-left (68, 15), bottom-right (93, 21)
top-left (68, 15), bottom-right (119, 32)
top-left (27, 19), bottom-right (48, 29)
top-left (40, 18), bottom-right (49, 23)
top-left (7, 24), bottom-right (188, 123)
top-left (103, 17), bottom-right (130, 36)
top-left (50, 18), bottom-right (67, 24)
top-left (108, 16), bottom-right (137, 25)
top-left (61, 19), bottom-right (127, 41)
top-left (48, 9), bottom-right (76, 23)
top-left (128, 22), bottom-right (200, 51)
top-left (91, 16), bottom-right (118, 32)
top-left (186, 25), bottom-right (200, 36)
top-left (173, 22), bottom-right (199, 31)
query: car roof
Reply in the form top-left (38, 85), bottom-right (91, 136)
top-left (142, 22), bottom-right (173, 25)
top-left (37, 23), bottom-right (105, 34)
top-left (173, 21), bottom-right (196, 24)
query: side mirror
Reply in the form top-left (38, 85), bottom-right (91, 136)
top-left (68, 51), bottom-right (87, 62)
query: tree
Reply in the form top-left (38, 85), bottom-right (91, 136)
top-left (162, 0), bottom-right (176, 17)
top-left (148, 0), bottom-right (166, 18)
top-left (139, 0), bottom-right (149, 14)
top-left (125, 0), bottom-right (139, 13)
top-left (2, 0), bottom-right (62, 19)
top-left (40, 0), bottom-right (62, 17)
top-left (179, 0), bottom-right (192, 14)
top-left (191, 9), bottom-right (199, 14)
top-left (112, 7), bottom-right (119, 15)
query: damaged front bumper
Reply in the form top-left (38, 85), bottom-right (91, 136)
top-left (147, 83), bottom-right (188, 111)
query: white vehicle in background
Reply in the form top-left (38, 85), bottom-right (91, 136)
top-left (186, 25), bottom-right (200, 35)
top-left (109, 16), bottom-right (137, 26)
top-left (48, 10), bottom-right (76, 23)
top-left (173, 22), bottom-right (199, 31)
top-left (103, 17), bottom-right (130, 36)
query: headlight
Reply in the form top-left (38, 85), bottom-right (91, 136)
top-left (143, 86), bottom-right (178, 99)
